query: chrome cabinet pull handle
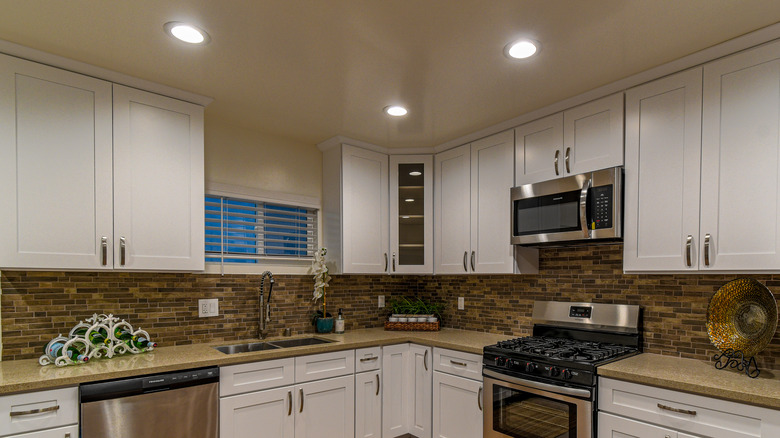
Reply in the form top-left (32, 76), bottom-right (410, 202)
top-left (565, 147), bottom-right (571, 173)
top-left (657, 403), bottom-right (696, 416)
top-left (704, 234), bottom-right (711, 266)
top-left (101, 237), bottom-right (108, 266)
top-left (450, 360), bottom-right (467, 367)
top-left (360, 356), bottom-right (378, 362)
top-left (299, 388), bottom-right (304, 413)
top-left (384, 253), bottom-right (388, 272)
top-left (119, 237), bottom-right (126, 266)
top-left (478, 387), bottom-right (483, 411)
top-left (686, 235), bottom-right (693, 267)
top-left (423, 349), bottom-right (428, 371)
top-left (579, 178), bottom-right (591, 238)
top-left (10, 405), bottom-right (59, 417)
top-left (287, 391), bottom-right (292, 416)
top-left (392, 252), bottom-right (396, 272)
top-left (470, 251), bottom-right (475, 271)
top-left (376, 373), bottom-right (380, 396)
top-left (463, 251), bottom-right (468, 272)
top-left (554, 150), bottom-right (560, 175)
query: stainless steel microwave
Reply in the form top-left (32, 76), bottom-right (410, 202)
top-left (511, 167), bottom-right (622, 245)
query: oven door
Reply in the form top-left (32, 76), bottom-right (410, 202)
top-left (483, 370), bottom-right (593, 438)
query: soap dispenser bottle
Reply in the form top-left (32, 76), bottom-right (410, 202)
top-left (335, 308), bottom-right (345, 334)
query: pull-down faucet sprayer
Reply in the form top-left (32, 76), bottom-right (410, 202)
top-left (259, 271), bottom-right (275, 339)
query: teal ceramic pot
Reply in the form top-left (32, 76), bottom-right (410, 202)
top-left (316, 317), bottom-right (334, 333)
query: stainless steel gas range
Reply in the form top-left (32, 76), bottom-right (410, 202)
top-left (482, 301), bottom-right (640, 438)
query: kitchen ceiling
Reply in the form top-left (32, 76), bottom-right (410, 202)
top-left (0, 1), bottom-right (778, 149)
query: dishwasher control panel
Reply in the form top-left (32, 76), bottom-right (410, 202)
top-left (143, 368), bottom-right (218, 389)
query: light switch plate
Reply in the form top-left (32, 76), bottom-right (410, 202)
top-left (378, 295), bottom-right (385, 308)
top-left (458, 297), bottom-right (464, 310)
top-left (199, 298), bottom-right (219, 317)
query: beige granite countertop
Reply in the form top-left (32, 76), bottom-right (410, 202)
top-left (598, 353), bottom-right (780, 410)
top-left (0, 328), bottom-right (508, 395)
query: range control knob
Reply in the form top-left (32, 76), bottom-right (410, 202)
top-left (562, 369), bottom-right (572, 380)
top-left (548, 366), bottom-right (560, 377)
top-left (524, 362), bottom-right (538, 373)
top-left (495, 357), bottom-right (506, 367)
top-left (508, 359), bottom-right (520, 370)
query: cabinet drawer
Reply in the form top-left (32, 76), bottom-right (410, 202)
top-left (433, 348), bottom-right (482, 380)
top-left (295, 350), bottom-right (355, 383)
top-left (0, 387), bottom-right (78, 436)
top-left (355, 347), bottom-right (381, 373)
top-left (5, 424), bottom-right (80, 438)
top-left (220, 357), bottom-right (295, 397)
top-left (599, 378), bottom-right (780, 438)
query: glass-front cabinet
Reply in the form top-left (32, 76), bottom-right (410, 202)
top-left (389, 155), bottom-right (433, 274)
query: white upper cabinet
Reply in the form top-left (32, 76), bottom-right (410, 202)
top-left (515, 113), bottom-right (563, 185)
top-left (470, 131), bottom-right (516, 273)
top-left (699, 40), bottom-right (780, 271)
top-left (434, 144), bottom-right (472, 274)
top-left (389, 155), bottom-right (433, 274)
top-left (0, 55), bottom-right (205, 271)
top-left (112, 85), bottom-right (204, 271)
top-left (515, 93), bottom-right (624, 186)
top-left (0, 54), bottom-right (114, 270)
top-left (563, 92), bottom-right (624, 175)
top-left (435, 131), bottom-right (533, 274)
top-left (624, 68), bottom-right (703, 272)
top-left (626, 39), bottom-right (780, 272)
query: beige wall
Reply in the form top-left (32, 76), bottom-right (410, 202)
top-left (204, 116), bottom-right (322, 199)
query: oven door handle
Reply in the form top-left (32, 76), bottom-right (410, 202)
top-left (483, 368), bottom-right (592, 398)
top-left (579, 177), bottom-right (592, 238)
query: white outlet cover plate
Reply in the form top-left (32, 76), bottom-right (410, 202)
top-left (199, 298), bottom-right (219, 317)
top-left (378, 295), bottom-right (385, 308)
top-left (458, 297), bottom-right (464, 310)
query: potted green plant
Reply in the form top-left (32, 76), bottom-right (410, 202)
top-left (311, 248), bottom-right (333, 333)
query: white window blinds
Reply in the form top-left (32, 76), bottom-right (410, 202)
top-left (205, 195), bottom-right (317, 263)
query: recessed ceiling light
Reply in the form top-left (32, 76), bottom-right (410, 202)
top-left (384, 105), bottom-right (408, 117)
top-left (405, 198), bottom-right (415, 202)
top-left (409, 171), bottom-right (422, 176)
top-left (164, 22), bottom-right (210, 45)
top-left (504, 39), bottom-right (539, 59)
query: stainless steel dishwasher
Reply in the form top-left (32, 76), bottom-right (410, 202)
top-left (80, 366), bottom-right (219, 438)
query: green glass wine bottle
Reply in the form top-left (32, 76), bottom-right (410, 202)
top-left (71, 327), bottom-right (111, 346)
top-left (131, 336), bottom-right (158, 349)
top-left (46, 342), bottom-right (88, 363)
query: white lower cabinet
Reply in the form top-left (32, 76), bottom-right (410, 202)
top-left (355, 371), bottom-right (382, 438)
top-left (432, 372), bottom-right (483, 438)
top-left (409, 344), bottom-right (433, 438)
top-left (220, 385), bottom-right (295, 438)
top-left (0, 387), bottom-right (78, 437)
top-left (5, 425), bottom-right (79, 438)
top-left (382, 343), bottom-right (433, 438)
top-left (295, 375), bottom-right (355, 438)
top-left (599, 377), bottom-right (780, 438)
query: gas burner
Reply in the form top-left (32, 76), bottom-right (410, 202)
top-left (488, 336), bottom-right (637, 364)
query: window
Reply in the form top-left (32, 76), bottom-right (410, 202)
top-left (205, 195), bottom-right (317, 264)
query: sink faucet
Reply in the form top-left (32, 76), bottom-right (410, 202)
top-left (259, 271), bottom-right (275, 339)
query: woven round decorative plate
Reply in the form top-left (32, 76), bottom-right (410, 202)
top-left (706, 278), bottom-right (778, 357)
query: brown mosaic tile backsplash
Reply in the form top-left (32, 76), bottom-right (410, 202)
top-left (2, 244), bottom-right (779, 370)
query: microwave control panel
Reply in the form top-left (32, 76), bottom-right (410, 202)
top-left (589, 185), bottom-right (612, 230)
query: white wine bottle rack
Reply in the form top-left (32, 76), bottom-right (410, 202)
top-left (39, 313), bottom-right (156, 367)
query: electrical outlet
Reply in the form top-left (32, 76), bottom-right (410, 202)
top-left (378, 295), bottom-right (385, 308)
top-left (458, 297), bottom-right (464, 310)
top-left (198, 298), bottom-right (219, 317)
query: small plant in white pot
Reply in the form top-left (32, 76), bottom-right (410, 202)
top-left (311, 248), bottom-right (333, 333)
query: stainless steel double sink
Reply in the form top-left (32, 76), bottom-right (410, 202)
top-left (214, 337), bottom-right (334, 354)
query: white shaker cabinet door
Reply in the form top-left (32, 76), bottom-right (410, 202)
top-left (382, 343), bottom-right (409, 437)
top-left (470, 130), bottom-right (515, 274)
top-left (700, 40), bottom-right (780, 271)
top-left (294, 375), bottom-right (354, 438)
top-left (408, 344), bottom-right (433, 438)
top-left (432, 372), bottom-right (483, 438)
top-left (623, 68), bottom-right (703, 272)
top-left (563, 93), bottom-right (624, 176)
top-left (434, 144), bottom-right (472, 274)
top-left (341, 144), bottom-right (389, 274)
top-left (515, 113), bottom-right (564, 186)
top-left (220, 386), bottom-right (295, 438)
top-left (0, 54), bottom-right (113, 269)
top-left (112, 84), bottom-right (204, 271)
top-left (598, 412), bottom-right (678, 438)
top-left (355, 371), bottom-right (382, 438)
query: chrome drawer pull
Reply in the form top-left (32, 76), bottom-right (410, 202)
top-left (470, 251), bottom-right (475, 271)
top-left (376, 373), bottom-right (380, 396)
top-left (685, 235), bottom-right (693, 267)
top-left (565, 147), bottom-right (571, 173)
top-left (704, 233), bottom-right (711, 266)
top-left (360, 356), bottom-right (378, 362)
top-left (450, 360), bottom-right (467, 367)
top-left (463, 251), bottom-right (468, 272)
top-left (120, 236), bottom-right (127, 266)
top-left (423, 350), bottom-right (428, 371)
top-left (101, 236), bottom-right (108, 266)
top-left (657, 403), bottom-right (696, 416)
top-left (10, 405), bottom-right (59, 417)
top-left (287, 391), bottom-right (292, 416)
top-left (478, 387), bottom-right (483, 411)
top-left (299, 388), bottom-right (304, 413)
top-left (554, 150), bottom-right (560, 175)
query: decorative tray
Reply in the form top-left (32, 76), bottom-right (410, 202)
top-left (384, 321), bottom-right (440, 331)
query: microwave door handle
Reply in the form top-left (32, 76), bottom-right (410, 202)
top-left (579, 178), bottom-right (591, 238)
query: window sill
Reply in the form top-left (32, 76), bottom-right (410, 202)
top-left (204, 260), bottom-right (312, 275)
